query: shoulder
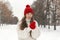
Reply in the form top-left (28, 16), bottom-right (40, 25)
top-left (34, 20), bottom-right (38, 25)
top-left (34, 20), bottom-right (39, 27)
top-left (17, 21), bottom-right (22, 30)
top-left (17, 20), bottom-right (22, 27)
top-left (34, 20), bottom-right (36, 22)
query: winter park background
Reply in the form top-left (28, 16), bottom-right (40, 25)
top-left (0, 0), bottom-right (60, 40)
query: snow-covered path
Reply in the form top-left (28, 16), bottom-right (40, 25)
top-left (0, 25), bottom-right (60, 40)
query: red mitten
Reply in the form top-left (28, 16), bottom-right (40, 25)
top-left (29, 21), bottom-right (36, 30)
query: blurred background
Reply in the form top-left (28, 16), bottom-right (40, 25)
top-left (0, 0), bottom-right (60, 29)
top-left (0, 0), bottom-right (35, 24)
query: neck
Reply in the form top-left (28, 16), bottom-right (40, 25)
top-left (26, 18), bottom-right (31, 22)
top-left (26, 18), bottom-right (31, 20)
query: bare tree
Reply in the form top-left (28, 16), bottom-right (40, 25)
top-left (31, 0), bottom-right (46, 27)
top-left (0, 1), bottom-right (18, 25)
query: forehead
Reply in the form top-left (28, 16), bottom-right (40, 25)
top-left (27, 13), bottom-right (32, 14)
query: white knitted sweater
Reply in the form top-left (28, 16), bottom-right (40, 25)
top-left (17, 20), bottom-right (40, 40)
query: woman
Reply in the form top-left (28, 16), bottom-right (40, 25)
top-left (17, 5), bottom-right (40, 40)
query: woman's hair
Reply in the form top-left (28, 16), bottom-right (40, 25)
top-left (19, 16), bottom-right (34, 30)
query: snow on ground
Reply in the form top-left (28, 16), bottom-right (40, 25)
top-left (38, 25), bottom-right (60, 40)
top-left (0, 25), bottom-right (60, 40)
top-left (0, 25), bottom-right (18, 40)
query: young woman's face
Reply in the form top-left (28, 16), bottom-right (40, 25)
top-left (26, 13), bottom-right (33, 19)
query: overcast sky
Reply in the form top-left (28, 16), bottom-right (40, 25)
top-left (5, 0), bottom-right (36, 20)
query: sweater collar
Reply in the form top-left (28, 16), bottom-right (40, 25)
top-left (26, 19), bottom-right (31, 22)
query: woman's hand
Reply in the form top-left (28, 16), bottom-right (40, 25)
top-left (29, 21), bottom-right (36, 30)
top-left (24, 27), bottom-right (31, 32)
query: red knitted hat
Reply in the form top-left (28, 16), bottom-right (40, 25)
top-left (24, 5), bottom-right (34, 15)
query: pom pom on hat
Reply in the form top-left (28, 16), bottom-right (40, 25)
top-left (24, 4), bottom-right (34, 15)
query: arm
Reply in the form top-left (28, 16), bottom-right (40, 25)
top-left (17, 21), bottom-right (31, 39)
top-left (18, 27), bottom-right (31, 39)
top-left (31, 20), bottom-right (40, 39)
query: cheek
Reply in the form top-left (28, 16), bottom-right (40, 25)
top-left (26, 14), bottom-right (29, 17)
top-left (30, 14), bottom-right (33, 17)
top-left (30, 15), bottom-right (33, 17)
